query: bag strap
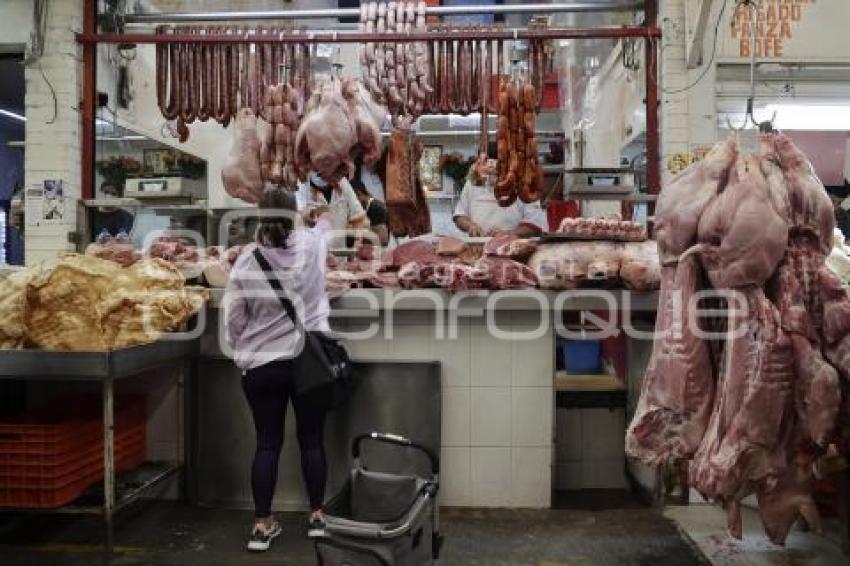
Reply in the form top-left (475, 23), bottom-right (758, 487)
top-left (252, 248), bottom-right (304, 332)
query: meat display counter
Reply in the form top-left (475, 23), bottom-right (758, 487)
top-left (0, 339), bottom-right (199, 554)
top-left (200, 288), bottom-right (659, 509)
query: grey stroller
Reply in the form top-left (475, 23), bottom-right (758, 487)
top-left (311, 432), bottom-right (442, 565)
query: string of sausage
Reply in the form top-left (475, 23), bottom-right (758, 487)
top-left (479, 39), bottom-right (488, 156)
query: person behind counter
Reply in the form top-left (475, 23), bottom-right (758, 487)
top-left (299, 171), bottom-right (369, 232)
top-left (225, 187), bottom-right (332, 552)
top-left (453, 155), bottom-right (547, 237)
top-left (350, 170), bottom-right (389, 246)
top-left (92, 181), bottom-right (134, 240)
top-left (829, 183), bottom-right (850, 240)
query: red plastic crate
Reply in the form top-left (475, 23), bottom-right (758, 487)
top-left (0, 397), bottom-right (145, 456)
top-left (0, 432), bottom-right (147, 508)
top-left (0, 397), bottom-right (148, 508)
top-left (0, 425), bottom-right (145, 483)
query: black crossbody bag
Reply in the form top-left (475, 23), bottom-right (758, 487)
top-left (253, 248), bottom-right (356, 410)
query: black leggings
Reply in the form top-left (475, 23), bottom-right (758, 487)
top-left (242, 360), bottom-right (327, 517)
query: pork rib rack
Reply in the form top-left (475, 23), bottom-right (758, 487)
top-left (626, 134), bottom-right (850, 545)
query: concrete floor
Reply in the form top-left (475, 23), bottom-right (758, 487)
top-left (0, 500), bottom-right (705, 565)
top-left (666, 504), bottom-right (850, 566)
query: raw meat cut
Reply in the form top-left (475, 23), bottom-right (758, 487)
top-left (626, 257), bottom-right (715, 465)
top-left (221, 108), bottom-right (264, 203)
top-left (691, 154), bottom-right (789, 289)
top-left (773, 134), bottom-right (836, 254)
top-left (689, 288), bottom-right (795, 506)
top-left (385, 129), bottom-right (432, 238)
top-left (326, 238), bottom-right (537, 294)
top-left (436, 236), bottom-right (467, 257)
top-left (484, 234), bottom-right (538, 260)
top-left (618, 240), bottom-right (661, 291)
top-left (528, 241), bottom-right (660, 291)
top-left (85, 236), bottom-right (139, 267)
top-left (626, 134), bottom-right (850, 545)
top-left (653, 138), bottom-right (737, 265)
top-left (295, 79), bottom-right (381, 185)
top-left (557, 217), bottom-right (647, 242)
top-left (476, 257), bottom-right (538, 290)
top-left (388, 240), bottom-right (439, 269)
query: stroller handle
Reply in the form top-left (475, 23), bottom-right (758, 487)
top-left (352, 432), bottom-right (440, 475)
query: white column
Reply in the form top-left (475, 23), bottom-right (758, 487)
top-left (660, 0), bottom-right (721, 185)
top-left (24, 0), bottom-right (84, 265)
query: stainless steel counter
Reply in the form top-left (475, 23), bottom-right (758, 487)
top-left (0, 340), bottom-right (199, 381)
top-left (207, 287), bottom-right (660, 313)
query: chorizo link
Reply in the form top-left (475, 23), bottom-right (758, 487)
top-left (197, 30), bottom-right (211, 122)
top-left (446, 40), bottom-right (456, 113)
top-left (155, 26), bottom-right (178, 120)
top-left (229, 30), bottom-right (239, 116)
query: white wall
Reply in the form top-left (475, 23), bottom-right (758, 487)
top-left (23, 0), bottom-right (83, 265)
top-left (0, 0), bottom-right (33, 51)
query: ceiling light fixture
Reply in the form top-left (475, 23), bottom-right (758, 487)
top-left (0, 109), bottom-right (26, 122)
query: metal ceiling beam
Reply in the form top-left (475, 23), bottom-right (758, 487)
top-left (121, 2), bottom-right (645, 24)
top-left (78, 26), bottom-right (660, 46)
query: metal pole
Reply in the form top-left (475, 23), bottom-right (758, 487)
top-left (102, 378), bottom-right (115, 558)
top-left (78, 26), bottom-right (661, 46)
top-left (123, 2), bottom-right (645, 24)
top-left (81, 0), bottom-right (96, 201)
top-left (644, 0), bottom-right (660, 201)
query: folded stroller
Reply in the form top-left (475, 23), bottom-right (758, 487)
top-left (311, 432), bottom-right (442, 565)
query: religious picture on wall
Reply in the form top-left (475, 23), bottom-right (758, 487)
top-left (41, 180), bottom-right (65, 223)
top-left (419, 145), bottom-right (443, 193)
top-left (144, 149), bottom-right (173, 176)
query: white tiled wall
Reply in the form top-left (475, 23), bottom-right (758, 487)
top-left (554, 407), bottom-right (627, 491)
top-left (343, 310), bottom-right (555, 508)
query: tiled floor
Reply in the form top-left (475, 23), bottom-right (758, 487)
top-left (0, 501), bottom-right (705, 565)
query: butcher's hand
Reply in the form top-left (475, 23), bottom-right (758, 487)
top-left (310, 205), bottom-right (330, 221)
top-left (488, 228), bottom-right (510, 237)
top-left (467, 223), bottom-right (486, 237)
top-left (302, 205), bottom-right (328, 226)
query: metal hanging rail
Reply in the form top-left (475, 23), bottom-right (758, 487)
top-left (121, 2), bottom-right (645, 24)
top-left (78, 0), bottom-right (661, 204)
top-left (78, 26), bottom-right (660, 45)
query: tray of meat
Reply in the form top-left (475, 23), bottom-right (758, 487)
top-left (543, 217), bottom-right (647, 243)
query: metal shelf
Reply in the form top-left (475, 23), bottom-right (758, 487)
top-left (564, 192), bottom-right (657, 202)
top-left (0, 340), bottom-right (199, 381)
top-left (83, 198), bottom-right (209, 212)
top-left (6, 462), bottom-right (182, 516)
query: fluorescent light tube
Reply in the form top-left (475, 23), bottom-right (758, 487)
top-left (0, 109), bottom-right (26, 122)
top-left (765, 104), bottom-right (850, 131)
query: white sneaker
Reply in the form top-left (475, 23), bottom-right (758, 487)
top-left (247, 521), bottom-right (282, 552)
top-left (307, 517), bottom-right (327, 538)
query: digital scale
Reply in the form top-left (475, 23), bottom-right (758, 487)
top-left (563, 167), bottom-right (636, 197)
top-left (124, 177), bottom-right (206, 200)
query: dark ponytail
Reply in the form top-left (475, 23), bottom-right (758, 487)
top-left (255, 187), bottom-right (297, 249)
